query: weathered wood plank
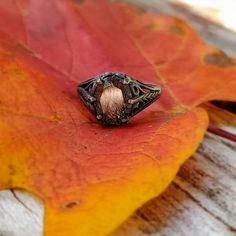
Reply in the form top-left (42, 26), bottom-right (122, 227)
top-left (0, 190), bottom-right (43, 236)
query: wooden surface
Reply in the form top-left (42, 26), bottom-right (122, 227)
top-left (0, 191), bottom-right (43, 236)
top-left (1, 1), bottom-right (236, 236)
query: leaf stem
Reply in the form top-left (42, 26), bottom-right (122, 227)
top-left (207, 124), bottom-right (236, 142)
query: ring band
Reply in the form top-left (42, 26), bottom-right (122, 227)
top-left (77, 72), bottom-right (161, 125)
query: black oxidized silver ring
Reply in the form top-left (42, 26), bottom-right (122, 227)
top-left (77, 72), bottom-right (161, 125)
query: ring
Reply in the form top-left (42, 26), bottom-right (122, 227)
top-left (77, 72), bottom-right (161, 125)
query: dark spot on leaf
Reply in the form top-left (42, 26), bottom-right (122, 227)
top-left (74, 0), bottom-right (85, 4)
top-left (145, 23), bottom-right (156, 31)
top-left (204, 50), bottom-right (235, 68)
top-left (135, 6), bottom-right (146, 15)
top-left (169, 25), bottom-right (185, 35)
top-left (63, 200), bottom-right (80, 209)
top-left (9, 165), bottom-right (16, 175)
top-left (13, 68), bottom-right (24, 76)
top-left (155, 59), bottom-right (166, 66)
top-left (15, 43), bottom-right (31, 53)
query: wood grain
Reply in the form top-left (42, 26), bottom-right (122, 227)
top-left (0, 191), bottom-right (43, 236)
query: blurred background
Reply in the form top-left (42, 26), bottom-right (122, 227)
top-left (125, 0), bottom-right (236, 56)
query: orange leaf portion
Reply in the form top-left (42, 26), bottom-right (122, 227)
top-left (0, 1), bottom-right (235, 235)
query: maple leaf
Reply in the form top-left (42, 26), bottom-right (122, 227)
top-left (0, 0), bottom-right (235, 235)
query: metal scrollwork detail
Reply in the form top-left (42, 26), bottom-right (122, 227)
top-left (77, 72), bottom-right (161, 125)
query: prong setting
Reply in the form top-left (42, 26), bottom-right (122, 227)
top-left (96, 114), bottom-right (102, 120)
top-left (123, 76), bottom-right (131, 84)
top-left (77, 72), bottom-right (161, 125)
top-left (96, 78), bottom-right (103, 84)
